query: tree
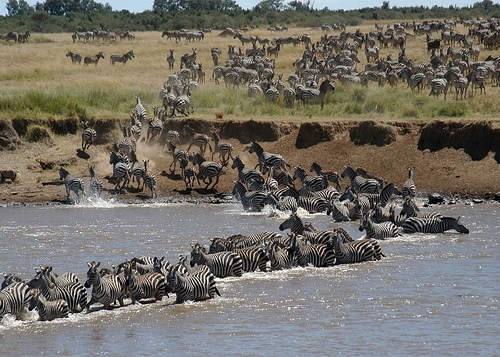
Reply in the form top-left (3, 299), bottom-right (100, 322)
top-left (6, 0), bottom-right (33, 16)
top-left (382, 1), bottom-right (390, 10)
top-left (287, 0), bottom-right (312, 11)
top-left (256, 0), bottom-right (284, 11)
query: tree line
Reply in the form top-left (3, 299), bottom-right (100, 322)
top-left (0, 0), bottom-right (498, 34)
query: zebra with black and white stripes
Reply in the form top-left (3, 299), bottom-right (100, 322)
top-left (262, 239), bottom-right (295, 271)
top-left (359, 212), bottom-right (400, 240)
top-left (328, 229), bottom-right (384, 264)
top-left (355, 182), bottom-right (402, 214)
top-left (166, 266), bottom-right (220, 304)
top-left (109, 151), bottom-right (131, 192)
top-left (402, 167), bottom-right (417, 199)
top-left (189, 243), bottom-right (243, 278)
top-left (248, 141), bottom-right (290, 174)
top-left (309, 162), bottom-right (341, 192)
top-left (326, 201), bottom-right (352, 222)
top-left (81, 121), bottom-right (96, 151)
top-left (40, 266), bottom-right (78, 288)
top-left (260, 194), bottom-right (298, 213)
top-left (171, 86), bottom-right (193, 117)
top-left (190, 153), bottom-right (222, 190)
top-left (88, 164), bottom-right (103, 198)
top-left (231, 156), bottom-right (265, 188)
top-left (124, 262), bottom-right (167, 303)
top-left (295, 79), bottom-right (335, 110)
top-left (402, 216), bottom-right (469, 234)
top-left (279, 212), bottom-right (333, 244)
top-left (166, 140), bottom-right (188, 175)
top-left (233, 180), bottom-right (268, 212)
top-left (146, 106), bottom-right (164, 142)
top-left (28, 290), bottom-right (70, 321)
top-left (0, 282), bottom-right (32, 320)
top-left (1, 274), bottom-right (24, 290)
top-left (28, 269), bottom-right (87, 313)
top-left (133, 96), bottom-right (147, 123)
top-left (59, 167), bottom-right (85, 203)
top-left (143, 159), bottom-right (157, 198)
top-left (407, 72), bottom-right (426, 92)
top-left (209, 237), bottom-right (269, 272)
top-left (183, 124), bottom-right (212, 157)
top-left (289, 233), bottom-right (336, 268)
top-left (428, 76), bottom-right (449, 99)
top-left (84, 261), bottom-right (126, 311)
top-left (293, 166), bottom-right (328, 193)
top-left (210, 130), bottom-right (234, 165)
top-left (297, 196), bottom-right (329, 214)
top-left (179, 158), bottom-right (199, 189)
top-left (398, 197), bottom-right (442, 220)
top-left (341, 165), bottom-right (381, 194)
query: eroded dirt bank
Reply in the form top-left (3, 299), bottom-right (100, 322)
top-left (0, 118), bottom-right (499, 204)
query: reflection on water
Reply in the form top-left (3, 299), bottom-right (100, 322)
top-left (0, 200), bottom-right (499, 356)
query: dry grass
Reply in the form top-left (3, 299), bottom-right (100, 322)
top-left (0, 22), bottom-right (499, 122)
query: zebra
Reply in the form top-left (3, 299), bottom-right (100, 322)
top-left (166, 266), bottom-right (220, 304)
top-left (359, 212), bottom-right (400, 240)
top-left (209, 238), bottom-right (269, 272)
top-left (453, 74), bottom-right (469, 100)
top-left (295, 79), bottom-right (335, 110)
top-left (166, 49), bottom-right (175, 69)
top-left (83, 51), bottom-right (105, 66)
top-left (129, 150), bottom-right (145, 191)
top-left (0, 282), bottom-right (32, 320)
top-left (123, 263), bottom-right (167, 304)
top-left (289, 233), bottom-right (336, 267)
top-left (210, 130), bottom-right (233, 165)
top-left (231, 156), bottom-right (265, 188)
top-left (402, 167), bottom-right (417, 199)
top-left (233, 180), bottom-right (268, 212)
top-left (59, 167), bottom-right (85, 203)
top-left (84, 261), bottom-right (126, 311)
top-left (39, 266), bottom-right (79, 288)
top-left (88, 165), bottom-right (103, 198)
top-left (398, 197), bottom-right (443, 220)
top-left (341, 165), bottom-right (381, 194)
top-left (189, 153), bottom-right (222, 190)
top-left (293, 166), bottom-right (328, 193)
top-left (81, 121), bottom-right (96, 151)
top-left (234, 231), bottom-right (287, 249)
top-left (143, 159), bottom-right (157, 198)
top-left (110, 50), bottom-right (134, 64)
top-left (402, 216), bottom-right (469, 234)
top-left (297, 196), bottom-right (329, 214)
top-left (146, 106), bottom-right (164, 142)
top-left (171, 86), bottom-right (193, 117)
top-left (190, 243), bottom-right (243, 278)
top-left (309, 161), bottom-right (342, 192)
top-left (428, 77), bottom-right (449, 100)
top-left (28, 269), bottom-right (87, 313)
top-left (467, 70), bottom-right (485, 96)
top-left (278, 212), bottom-right (333, 244)
top-left (326, 200), bottom-right (353, 222)
top-left (262, 239), bottom-right (295, 271)
top-left (1, 274), bottom-right (25, 290)
top-left (355, 182), bottom-right (402, 215)
top-left (66, 51), bottom-right (82, 64)
top-left (328, 228), bottom-right (384, 264)
top-left (260, 194), bottom-right (298, 213)
top-left (407, 72), bottom-right (426, 92)
top-left (283, 87), bottom-right (296, 107)
top-left (166, 140), bottom-right (188, 174)
top-left (183, 124), bottom-right (212, 156)
top-left (109, 152), bottom-right (131, 192)
top-left (133, 96), bottom-right (147, 123)
top-left (179, 158), bottom-right (200, 189)
top-left (28, 290), bottom-right (70, 321)
top-left (130, 256), bottom-right (157, 274)
top-left (248, 141), bottom-right (290, 174)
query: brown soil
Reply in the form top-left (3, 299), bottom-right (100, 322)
top-left (1, 118), bottom-right (499, 204)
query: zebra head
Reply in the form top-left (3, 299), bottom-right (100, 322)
top-left (58, 167), bottom-right (69, 181)
top-left (84, 261), bottom-right (100, 288)
top-left (445, 216), bottom-right (470, 234)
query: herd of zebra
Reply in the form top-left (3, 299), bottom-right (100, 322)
top-left (65, 49), bottom-right (135, 65)
top-left (0, 30), bottom-right (30, 43)
top-left (0, 177), bottom-right (470, 323)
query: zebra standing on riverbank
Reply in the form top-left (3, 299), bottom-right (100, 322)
top-left (189, 153), bottom-right (222, 190)
top-left (81, 121), bottom-right (96, 151)
top-left (402, 167), bottom-right (417, 198)
top-left (248, 141), bottom-right (290, 174)
top-left (231, 156), bottom-right (265, 188)
top-left (59, 167), bottom-right (85, 203)
top-left (143, 159), bottom-right (157, 198)
top-left (210, 130), bottom-right (233, 165)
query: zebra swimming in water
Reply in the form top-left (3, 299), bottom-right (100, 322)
top-left (84, 261), bottom-right (126, 311)
top-left (189, 243), bottom-right (243, 278)
top-left (0, 282), bottom-right (32, 320)
top-left (402, 216), bottom-right (469, 234)
top-left (28, 290), bottom-right (70, 321)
